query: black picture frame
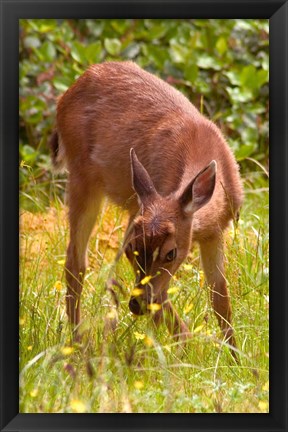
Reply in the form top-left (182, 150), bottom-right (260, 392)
top-left (1, 0), bottom-right (287, 431)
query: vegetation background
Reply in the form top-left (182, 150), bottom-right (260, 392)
top-left (19, 19), bottom-right (269, 413)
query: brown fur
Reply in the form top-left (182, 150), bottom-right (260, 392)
top-left (51, 61), bottom-right (243, 359)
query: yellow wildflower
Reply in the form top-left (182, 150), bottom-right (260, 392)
top-left (57, 259), bottom-right (65, 265)
top-left (144, 336), bottom-right (154, 347)
top-left (61, 346), bottom-right (74, 356)
top-left (20, 160), bottom-right (31, 169)
top-left (199, 270), bottom-right (205, 288)
top-left (134, 380), bottom-right (144, 390)
top-left (212, 341), bottom-right (220, 348)
top-left (70, 399), bottom-right (87, 413)
top-left (167, 286), bottom-right (179, 295)
top-left (184, 304), bottom-right (193, 314)
top-left (140, 275), bottom-right (152, 285)
top-left (131, 288), bottom-right (144, 297)
top-left (194, 324), bottom-right (204, 333)
top-left (134, 331), bottom-right (145, 340)
top-left (30, 389), bottom-right (38, 398)
top-left (183, 264), bottom-right (193, 271)
top-left (147, 303), bottom-right (161, 312)
top-left (54, 280), bottom-right (63, 291)
top-left (258, 401), bottom-right (268, 412)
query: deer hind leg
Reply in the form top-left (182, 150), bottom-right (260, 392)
top-left (199, 234), bottom-right (238, 359)
top-left (65, 180), bottom-right (102, 333)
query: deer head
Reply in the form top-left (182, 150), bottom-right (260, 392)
top-left (125, 148), bottom-right (217, 316)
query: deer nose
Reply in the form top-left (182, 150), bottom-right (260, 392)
top-left (128, 296), bottom-right (146, 315)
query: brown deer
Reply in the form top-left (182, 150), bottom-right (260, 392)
top-left (49, 61), bottom-right (243, 358)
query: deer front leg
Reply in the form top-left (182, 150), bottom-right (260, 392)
top-left (199, 235), bottom-right (238, 360)
top-left (153, 298), bottom-right (191, 342)
top-left (65, 241), bottom-right (85, 328)
top-left (65, 183), bottom-right (101, 337)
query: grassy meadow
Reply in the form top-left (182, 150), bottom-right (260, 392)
top-left (19, 166), bottom-right (269, 414)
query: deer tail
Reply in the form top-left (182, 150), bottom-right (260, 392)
top-left (48, 129), bottom-right (67, 172)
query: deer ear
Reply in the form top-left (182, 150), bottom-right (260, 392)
top-left (130, 148), bottom-right (157, 205)
top-left (180, 160), bottom-right (217, 215)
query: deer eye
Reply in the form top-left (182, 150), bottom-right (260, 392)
top-left (165, 248), bottom-right (177, 262)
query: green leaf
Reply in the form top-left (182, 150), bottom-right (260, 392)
top-left (144, 20), bottom-right (169, 40)
top-left (122, 42), bottom-right (141, 59)
top-left (224, 70), bottom-right (241, 86)
top-left (71, 42), bottom-right (86, 64)
top-left (240, 126), bottom-right (259, 144)
top-left (20, 145), bottom-right (38, 164)
top-left (142, 44), bottom-right (169, 70)
top-left (27, 111), bottom-right (43, 124)
top-left (184, 62), bottom-right (198, 83)
top-left (20, 95), bottom-right (46, 113)
top-left (28, 19), bottom-right (57, 33)
top-left (234, 20), bottom-right (255, 32)
top-left (260, 52), bottom-right (269, 71)
top-left (53, 76), bottom-right (74, 92)
top-left (196, 53), bottom-right (222, 70)
top-left (86, 20), bottom-right (105, 37)
top-left (226, 86), bottom-right (253, 103)
top-left (248, 103), bottom-right (266, 114)
top-left (85, 42), bottom-right (102, 64)
top-left (24, 36), bottom-right (40, 49)
top-left (41, 41), bottom-right (56, 62)
top-left (169, 40), bottom-right (190, 64)
top-left (104, 38), bottom-right (122, 56)
top-left (194, 79), bottom-right (210, 94)
top-left (240, 65), bottom-right (258, 90)
top-left (257, 69), bottom-right (269, 88)
top-left (215, 37), bottom-right (227, 56)
top-left (110, 19), bottom-right (131, 35)
top-left (235, 143), bottom-right (256, 160)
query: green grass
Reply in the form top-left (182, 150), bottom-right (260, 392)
top-left (19, 168), bottom-right (269, 413)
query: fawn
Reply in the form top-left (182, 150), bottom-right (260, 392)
top-left (49, 61), bottom-right (243, 358)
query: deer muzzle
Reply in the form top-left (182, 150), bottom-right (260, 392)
top-left (128, 296), bottom-right (147, 315)
top-left (128, 282), bottom-right (154, 315)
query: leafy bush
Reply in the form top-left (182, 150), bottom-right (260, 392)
top-left (19, 19), bottom-right (269, 210)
